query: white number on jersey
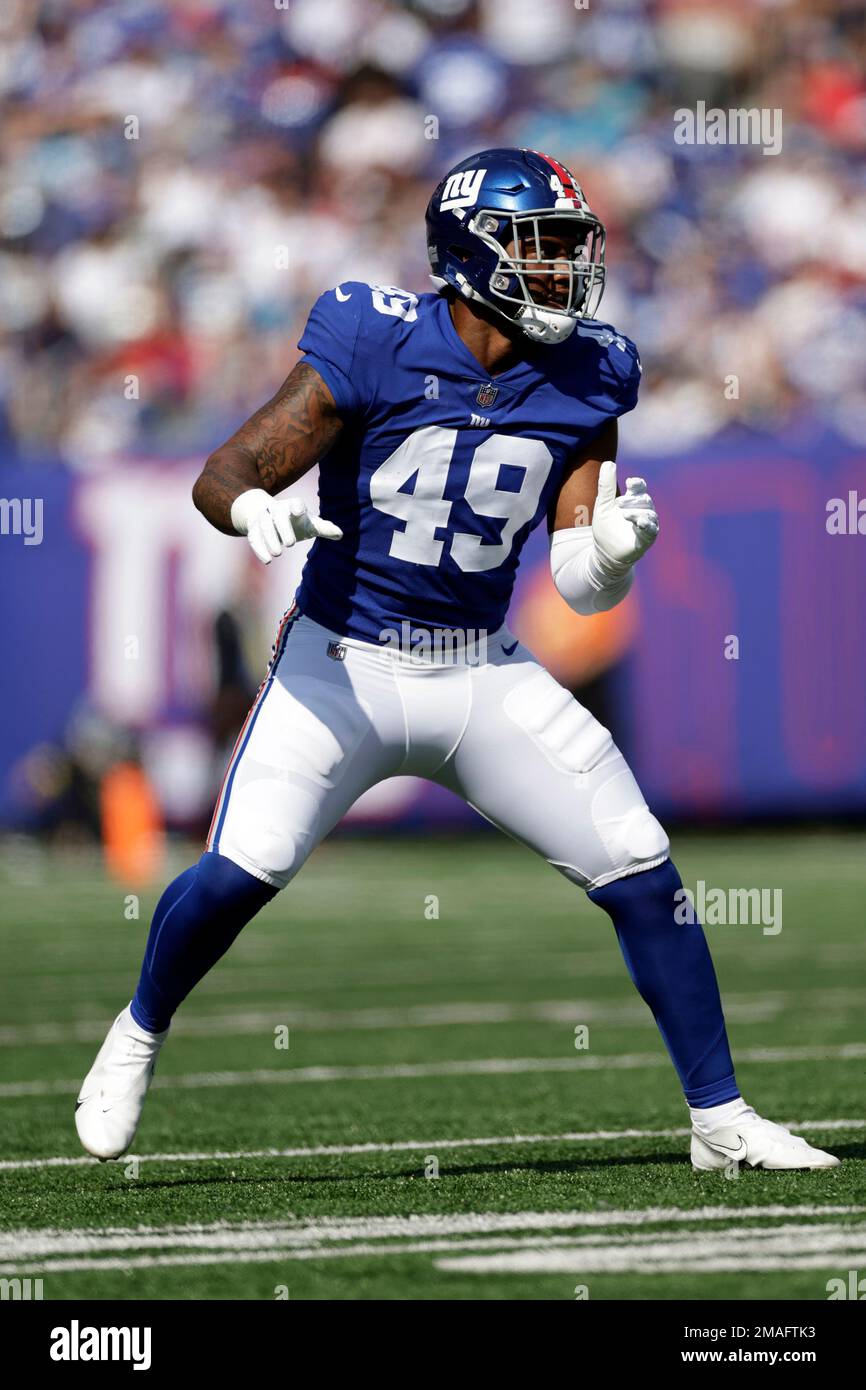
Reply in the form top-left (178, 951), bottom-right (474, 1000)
top-left (369, 427), bottom-right (455, 565)
top-left (369, 425), bottom-right (553, 572)
top-left (370, 285), bottom-right (419, 322)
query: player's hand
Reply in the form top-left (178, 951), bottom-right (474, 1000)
top-left (230, 488), bottom-right (343, 565)
top-left (591, 461), bottom-right (659, 573)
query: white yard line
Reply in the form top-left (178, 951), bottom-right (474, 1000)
top-left (8, 1241), bottom-right (866, 1276)
top-left (435, 1230), bottom-right (866, 1276)
top-left (0, 996), bottom-right (786, 1046)
top-left (2, 1216), bottom-right (864, 1277)
top-left (3, 1043), bottom-right (865, 1099)
top-left (0, 1119), bottom-right (861, 1173)
top-left (3, 1208), bottom-right (864, 1258)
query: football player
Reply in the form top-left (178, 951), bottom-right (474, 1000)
top-left (75, 149), bottom-right (838, 1172)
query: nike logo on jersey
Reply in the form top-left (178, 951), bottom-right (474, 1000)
top-left (335, 286), bottom-right (352, 302)
top-left (502, 640), bottom-right (518, 656)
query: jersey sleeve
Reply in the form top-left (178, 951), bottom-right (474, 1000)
top-left (597, 331), bottom-right (642, 418)
top-left (297, 285), bottom-right (367, 416)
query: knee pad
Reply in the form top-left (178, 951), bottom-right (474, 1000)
top-left (224, 776), bottom-right (316, 883)
top-left (553, 787), bottom-right (669, 891)
top-left (584, 768), bottom-right (669, 887)
top-left (594, 778), bottom-right (669, 863)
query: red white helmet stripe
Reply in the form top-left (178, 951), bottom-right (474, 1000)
top-left (530, 149), bottom-right (587, 209)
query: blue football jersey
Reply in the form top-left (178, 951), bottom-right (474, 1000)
top-left (295, 282), bottom-right (641, 642)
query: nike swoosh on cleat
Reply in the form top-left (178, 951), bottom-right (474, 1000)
top-left (709, 1136), bottom-right (747, 1159)
top-left (502, 640), bottom-right (518, 656)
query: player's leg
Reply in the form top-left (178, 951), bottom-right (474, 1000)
top-left (435, 645), bottom-right (733, 1101)
top-left (74, 850), bottom-right (279, 1160)
top-left (435, 636), bottom-right (838, 1170)
top-left (75, 611), bottom-right (405, 1158)
top-left (131, 612), bottom-right (402, 1032)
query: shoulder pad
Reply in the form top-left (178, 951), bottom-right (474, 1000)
top-left (576, 320), bottom-right (642, 416)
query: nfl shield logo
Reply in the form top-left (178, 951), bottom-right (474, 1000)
top-left (476, 383), bottom-right (498, 409)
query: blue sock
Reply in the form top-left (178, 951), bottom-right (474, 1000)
top-left (131, 852), bottom-right (277, 1033)
top-left (588, 860), bottom-right (739, 1107)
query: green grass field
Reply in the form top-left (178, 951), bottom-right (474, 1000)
top-left (1, 829), bottom-right (863, 1301)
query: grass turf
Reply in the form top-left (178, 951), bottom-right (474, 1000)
top-left (0, 829), bottom-right (863, 1301)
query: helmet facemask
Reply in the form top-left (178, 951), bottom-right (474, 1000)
top-left (467, 210), bottom-right (606, 345)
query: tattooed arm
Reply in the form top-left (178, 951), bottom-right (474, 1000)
top-left (192, 361), bottom-right (344, 535)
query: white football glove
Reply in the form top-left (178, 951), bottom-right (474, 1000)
top-left (590, 460), bottom-right (659, 578)
top-left (230, 488), bottom-right (343, 565)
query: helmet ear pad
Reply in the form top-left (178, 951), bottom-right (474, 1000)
top-left (428, 229), bottom-right (503, 306)
top-left (429, 219), bottom-right (517, 313)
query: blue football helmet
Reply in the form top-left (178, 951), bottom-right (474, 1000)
top-left (425, 147), bottom-right (606, 346)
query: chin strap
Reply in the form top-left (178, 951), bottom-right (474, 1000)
top-left (515, 304), bottom-right (578, 345)
top-left (443, 269), bottom-right (577, 346)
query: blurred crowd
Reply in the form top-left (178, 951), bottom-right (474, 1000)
top-left (2, 0), bottom-right (865, 468)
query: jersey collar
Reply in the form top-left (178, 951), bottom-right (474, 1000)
top-left (435, 294), bottom-right (538, 387)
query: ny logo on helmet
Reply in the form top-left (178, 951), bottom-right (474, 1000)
top-left (440, 168), bottom-right (487, 212)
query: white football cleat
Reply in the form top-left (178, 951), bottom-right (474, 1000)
top-left (691, 1108), bottom-right (841, 1171)
top-left (75, 1006), bottom-right (168, 1160)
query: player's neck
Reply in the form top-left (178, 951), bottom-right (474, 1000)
top-left (448, 297), bottom-right (525, 377)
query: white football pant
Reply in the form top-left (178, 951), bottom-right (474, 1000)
top-left (207, 607), bottom-right (670, 891)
